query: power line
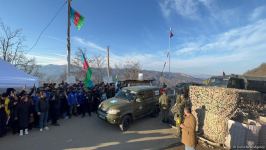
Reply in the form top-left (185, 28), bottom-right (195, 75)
top-left (27, 1), bottom-right (67, 53)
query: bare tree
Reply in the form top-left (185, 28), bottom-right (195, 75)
top-left (0, 22), bottom-right (38, 75)
top-left (33, 70), bottom-right (45, 80)
top-left (71, 48), bottom-right (106, 84)
top-left (71, 48), bottom-right (92, 67)
top-left (123, 61), bottom-right (141, 80)
top-left (91, 55), bottom-right (105, 84)
top-left (71, 48), bottom-right (87, 80)
top-left (114, 64), bottom-right (124, 80)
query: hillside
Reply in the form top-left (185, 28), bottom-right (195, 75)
top-left (38, 65), bottom-right (203, 86)
top-left (244, 63), bottom-right (266, 77)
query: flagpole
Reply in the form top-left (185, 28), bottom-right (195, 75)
top-left (161, 62), bottom-right (166, 76)
top-left (67, 0), bottom-right (71, 80)
top-left (168, 29), bottom-right (171, 74)
top-left (107, 46), bottom-right (110, 80)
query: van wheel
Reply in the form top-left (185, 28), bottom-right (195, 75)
top-left (119, 115), bottom-right (131, 131)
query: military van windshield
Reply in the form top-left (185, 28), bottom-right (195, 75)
top-left (209, 77), bottom-right (228, 87)
top-left (115, 89), bottom-right (136, 102)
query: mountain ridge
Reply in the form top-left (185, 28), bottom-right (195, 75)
top-left (38, 64), bottom-right (205, 86)
top-left (244, 63), bottom-right (266, 77)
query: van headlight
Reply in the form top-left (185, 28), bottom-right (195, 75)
top-left (107, 109), bottom-right (120, 114)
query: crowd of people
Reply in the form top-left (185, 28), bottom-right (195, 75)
top-left (0, 81), bottom-right (197, 150)
top-left (0, 81), bottom-right (116, 137)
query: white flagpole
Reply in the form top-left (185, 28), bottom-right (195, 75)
top-left (168, 28), bottom-right (171, 73)
top-left (107, 46), bottom-right (110, 81)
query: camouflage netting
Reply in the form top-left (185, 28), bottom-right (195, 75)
top-left (189, 86), bottom-right (264, 144)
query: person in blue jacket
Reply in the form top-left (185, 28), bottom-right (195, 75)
top-left (31, 92), bottom-right (40, 128)
top-left (44, 87), bottom-right (52, 122)
top-left (77, 88), bottom-right (86, 117)
top-left (67, 88), bottom-right (78, 118)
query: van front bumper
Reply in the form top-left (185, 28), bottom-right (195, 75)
top-left (97, 109), bottom-right (121, 124)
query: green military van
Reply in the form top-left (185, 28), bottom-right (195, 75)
top-left (97, 86), bottom-right (160, 131)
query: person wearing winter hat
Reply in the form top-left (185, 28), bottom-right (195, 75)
top-left (16, 94), bottom-right (32, 136)
top-left (35, 91), bottom-right (49, 132)
top-left (8, 89), bottom-right (19, 134)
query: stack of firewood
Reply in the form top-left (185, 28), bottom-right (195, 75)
top-left (189, 86), bottom-right (262, 144)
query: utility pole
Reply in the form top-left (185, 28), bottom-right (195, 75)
top-left (168, 32), bottom-right (171, 74)
top-left (67, 0), bottom-right (71, 79)
top-left (107, 46), bottom-right (110, 79)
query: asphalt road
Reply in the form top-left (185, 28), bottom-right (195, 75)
top-left (0, 114), bottom-right (178, 150)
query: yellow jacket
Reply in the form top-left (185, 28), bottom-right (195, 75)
top-left (159, 94), bottom-right (170, 109)
top-left (4, 97), bottom-right (10, 117)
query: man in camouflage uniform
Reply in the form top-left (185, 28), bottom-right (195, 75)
top-left (159, 90), bottom-right (170, 123)
top-left (176, 95), bottom-right (186, 121)
top-left (170, 87), bottom-right (192, 139)
top-left (172, 94), bottom-right (186, 139)
top-left (174, 88), bottom-right (191, 120)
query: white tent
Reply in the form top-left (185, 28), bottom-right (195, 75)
top-left (0, 58), bottom-right (39, 88)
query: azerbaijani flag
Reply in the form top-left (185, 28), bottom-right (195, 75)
top-left (70, 7), bottom-right (85, 30)
top-left (81, 51), bottom-right (89, 70)
top-left (81, 50), bottom-right (93, 88)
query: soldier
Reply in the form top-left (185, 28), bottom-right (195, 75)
top-left (159, 90), bottom-right (170, 123)
top-left (175, 87), bottom-right (191, 121)
top-left (173, 94), bottom-right (186, 139)
top-left (177, 95), bottom-right (186, 121)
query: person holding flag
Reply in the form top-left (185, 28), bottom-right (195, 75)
top-left (80, 50), bottom-right (94, 89)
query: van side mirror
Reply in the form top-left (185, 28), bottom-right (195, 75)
top-left (136, 98), bottom-right (141, 103)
